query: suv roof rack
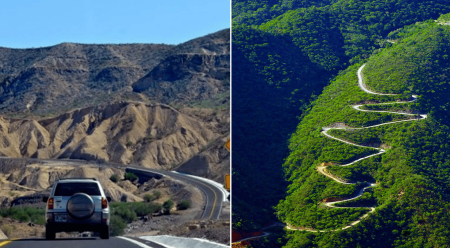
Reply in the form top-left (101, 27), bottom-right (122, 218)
top-left (56, 178), bottom-right (98, 181)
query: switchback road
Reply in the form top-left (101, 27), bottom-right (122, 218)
top-left (287, 63), bottom-right (428, 232)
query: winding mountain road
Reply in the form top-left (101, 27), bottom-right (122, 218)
top-left (0, 157), bottom-right (225, 220)
top-left (232, 223), bottom-right (285, 244)
top-left (233, 232), bottom-right (270, 243)
top-left (0, 159), bottom-right (227, 247)
top-left (128, 167), bottom-right (225, 220)
top-left (287, 63), bottom-right (427, 232)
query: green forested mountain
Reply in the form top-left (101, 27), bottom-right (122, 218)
top-left (232, 24), bottom-right (331, 231)
top-left (235, 0), bottom-right (449, 68)
top-left (277, 20), bottom-right (450, 247)
top-left (260, 0), bottom-right (449, 69)
top-left (233, 0), bottom-right (338, 25)
top-left (232, 0), bottom-right (450, 247)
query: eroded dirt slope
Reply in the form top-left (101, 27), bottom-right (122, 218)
top-left (0, 102), bottom-right (228, 173)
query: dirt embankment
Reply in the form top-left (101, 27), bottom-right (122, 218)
top-left (0, 218), bottom-right (44, 239)
top-left (0, 158), bottom-right (211, 205)
top-left (0, 161), bottom-right (141, 205)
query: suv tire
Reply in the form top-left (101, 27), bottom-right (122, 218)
top-left (67, 193), bottom-right (95, 220)
top-left (45, 224), bottom-right (56, 240)
top-left (100, 224), bottom-right (110, 239)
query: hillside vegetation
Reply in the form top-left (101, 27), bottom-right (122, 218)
top-left (364, 21), bottom-right (450, 125)
top-left (231, 0), bottom-right (450, 240)
top-left (232, 0), bottom-right (339, 25)
top-left (232, 25), bottom-right (331, 231)
top-left (278, 19), bottom-right (450, 247)
top-left (238, 0), bottom-right (450, 71)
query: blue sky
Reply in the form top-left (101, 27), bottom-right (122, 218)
top-left (0, 0), bottom-right (230, 48)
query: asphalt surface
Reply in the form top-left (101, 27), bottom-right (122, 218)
top-left (128, 167), bottom-right (223, 220)
top-left (0, 237), bottom-right (166, 248)
top-left (0, 160), bottom-right (226, 247)
top-left (0, 156), bottom-right (224, 220)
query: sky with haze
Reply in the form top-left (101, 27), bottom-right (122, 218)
top-left (0, 0), bottom-right (230, 48)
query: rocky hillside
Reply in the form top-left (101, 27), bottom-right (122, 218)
top-left (0, 29), bottom-right (229, 182)
top-left (0, 29), bottom-right (230, 118)
top-left (132, 53), bottom-right (229, 105)
top-left (0, 102), bottom-right (228, 172)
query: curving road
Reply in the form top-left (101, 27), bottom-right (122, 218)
top-left (232, 223), bottom-right (285, 244)
top-left (357, 64), bottom-right (396, 95)
top-left (0, 160), bottom-right (226, 247)
top-left (234, 232), bottom-right (270, 243)
top-left (0, 157), bottom-right (225, 220)
top-left (127, 167), bottom-right (224, 220)
top-left (288, 64), bottom-right (428, 232)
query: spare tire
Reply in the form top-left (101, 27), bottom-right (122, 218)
top-left (67, 193), bottom-right (95, 220)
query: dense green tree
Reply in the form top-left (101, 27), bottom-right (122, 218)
top-left (232, 24), bottom-right (331, 231)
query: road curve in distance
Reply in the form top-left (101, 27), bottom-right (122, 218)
top-left (127, 167), bottom-right (223, 220)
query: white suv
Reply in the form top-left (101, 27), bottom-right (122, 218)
top-left (43, 178), bottom-right (111, 240)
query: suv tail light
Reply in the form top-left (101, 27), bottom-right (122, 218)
top-left (101, 197), bottom-right (108, 209)
top-left (48, 197), bottom-right (54, 209)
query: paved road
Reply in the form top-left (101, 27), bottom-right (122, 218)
top-left (232, 223), bottom-right (285, 244)
top-left (0, 237), bottom-right (166, 248)
top-left (357, 64), bottom-right (396, 95)
top-left (128, 167), bottom-right (224, 220)
top-left (139, 235), bottom-right (229, 248)
top-left (0, 158), bottom-right (225, 220)
top-left (234, 232), bottom-right (270, 243)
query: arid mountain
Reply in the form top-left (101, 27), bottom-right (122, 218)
top-left (132, 53), bottom-right (229, 104)
top-left (0, 29), bottom-right (230, 117)
top-left (132, 30), bottom-right (230, 105)
top-left (0, 29), bottom-right (230, 182)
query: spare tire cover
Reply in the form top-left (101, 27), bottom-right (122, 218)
top-left (67, 193), bottom-right (95, 220)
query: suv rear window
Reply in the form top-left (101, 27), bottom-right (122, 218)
top-left (54, 182), bottom-right (101, 196)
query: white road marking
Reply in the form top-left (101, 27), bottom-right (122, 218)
top-left (171, 171), bottom-right (229, 202)
top-left (118, 236), bottom-right (159, 248)
top-left (139, 235), bottom-right (229, 248)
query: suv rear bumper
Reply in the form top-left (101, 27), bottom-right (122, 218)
top-left (46, 211), bottom-right (109, 232)
top-left (47, 222), bottom-right (108, 233)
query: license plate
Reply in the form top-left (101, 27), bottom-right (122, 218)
top-left (55, 214), bottom-right (67, 223)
